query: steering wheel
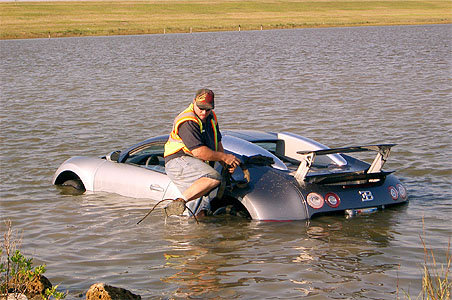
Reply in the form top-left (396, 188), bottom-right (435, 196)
top-left (145, 155), bottom-right (159, 167)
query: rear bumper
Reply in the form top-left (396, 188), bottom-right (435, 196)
top-left (301, 174), bottom-right (408, 218)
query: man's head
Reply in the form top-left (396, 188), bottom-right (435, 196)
top-left (194, 89), bottom-right (214, 110)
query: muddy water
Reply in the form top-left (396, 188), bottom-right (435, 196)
top-left (1, 24), bottom-right (451, 299)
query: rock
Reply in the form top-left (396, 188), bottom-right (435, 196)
top-left (85, 283), bottom-right (141, 300)
top-left (2, 293), bottom-right (28, 300)
top-left (4, 274), bottom-right (52, 300)
top-left (27, 275), bottom-right (52, 300)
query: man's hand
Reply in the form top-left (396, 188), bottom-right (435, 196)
top-left (191, 145), bottom-right (241, 173)
top-left (222, 153), bottom-right (240, 173)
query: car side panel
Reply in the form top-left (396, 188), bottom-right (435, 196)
top-left (93, 162), bottom-right (172, 200)
top-left (234, 166), bottom-right (309, 221)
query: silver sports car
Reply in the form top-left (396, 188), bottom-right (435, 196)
top-left (53, 130), bottom-right (408, 221)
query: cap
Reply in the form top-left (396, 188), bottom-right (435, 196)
top-left (194, 89), bottom-right (214, 110)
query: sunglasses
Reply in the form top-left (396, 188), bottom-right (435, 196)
top-left (196, 103), bottom-right (212, 113)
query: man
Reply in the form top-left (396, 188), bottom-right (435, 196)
top-left (164, 89), bottom-right (241, 216)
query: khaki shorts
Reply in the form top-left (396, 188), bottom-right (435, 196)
top-left (165, 156), bottom-right (221, 214)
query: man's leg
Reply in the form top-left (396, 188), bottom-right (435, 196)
top-left (182, 176), bottom-right (220, 202)
top-left (165, 156), bottom-right (222, 216)
top-left (183, 176), bottom-right (220, 216)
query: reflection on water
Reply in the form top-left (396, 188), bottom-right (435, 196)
top-left (0, 24), bottom-right (451, 299)
top-left (159, 208), bottom-right (407, 299)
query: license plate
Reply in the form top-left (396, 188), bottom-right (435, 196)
top-left (346, 207), bottom-right (378, 217)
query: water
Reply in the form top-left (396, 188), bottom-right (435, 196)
top-left (1, 24), bottom-right (451, 299)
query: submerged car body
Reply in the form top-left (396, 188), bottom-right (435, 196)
top-left (53, 130), bottom-right (408, 221)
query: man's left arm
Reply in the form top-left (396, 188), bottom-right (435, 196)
top-left (191, 144), bottom-right (239, 172)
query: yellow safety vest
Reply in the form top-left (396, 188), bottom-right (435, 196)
top-left (164, 103), bottom-right (219, 158)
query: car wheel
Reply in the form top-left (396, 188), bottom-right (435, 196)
top-left (213, 205), bottom-right (250, 219)
top-left (62, 179), bottom-right (84, 191)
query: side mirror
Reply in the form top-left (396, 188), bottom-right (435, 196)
top-left (106, 150), bottom-right (121, 162)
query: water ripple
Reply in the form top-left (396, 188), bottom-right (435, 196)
top-left (1, 25), bottom-right (451, 300)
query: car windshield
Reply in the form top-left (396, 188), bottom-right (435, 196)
top-left (124, 142), bottom-right (166, 172)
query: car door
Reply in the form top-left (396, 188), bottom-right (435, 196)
top-left (93, 141), bottom-right (172, 200)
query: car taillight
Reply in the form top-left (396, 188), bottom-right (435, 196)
top-left (397, 184), bottom-right (407, 199)
top-left (306, 192), bottom-right (324, 209)
top-left (388, 186), bottom-right (399, 200)
top-left (325, 192), bottom-right (340, 208)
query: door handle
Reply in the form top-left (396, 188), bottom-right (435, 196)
top-left (149, 184), bottom-right (164, 192)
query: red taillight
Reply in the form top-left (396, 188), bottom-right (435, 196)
top-left (397, 184), bottom-right (407, 199)
top-left (306, 192), bottom-right (324, 209)
top-left (325, 192), bottom-right (340, 208)
top-left (388, 186), bottom-right (398, 200)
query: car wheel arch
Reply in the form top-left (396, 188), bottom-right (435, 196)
top-left (211, 195), bottom-right (252, 219)
top-left (54, 171), bottom-right (86, 191)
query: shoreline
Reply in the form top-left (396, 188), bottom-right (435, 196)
top-left (1, 22), bottom-right (450, 41)
top-left (1, 0), bottom-right (451, 40)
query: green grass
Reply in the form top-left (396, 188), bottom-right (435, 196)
top-left (400, 219), bottom-right (452, 300)
top-left (0, 0), bottom-right (451, 39)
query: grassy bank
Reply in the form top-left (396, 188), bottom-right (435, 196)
top-left (0, 0), bottom-right (451, 39)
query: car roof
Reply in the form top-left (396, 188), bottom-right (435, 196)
top-left (118, 131), bottom-right (281, 164)
top-left (223, 130), bottom-right (278, 142)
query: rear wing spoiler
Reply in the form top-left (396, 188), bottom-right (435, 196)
top-left (294, 144), bottom-right (396, 183)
